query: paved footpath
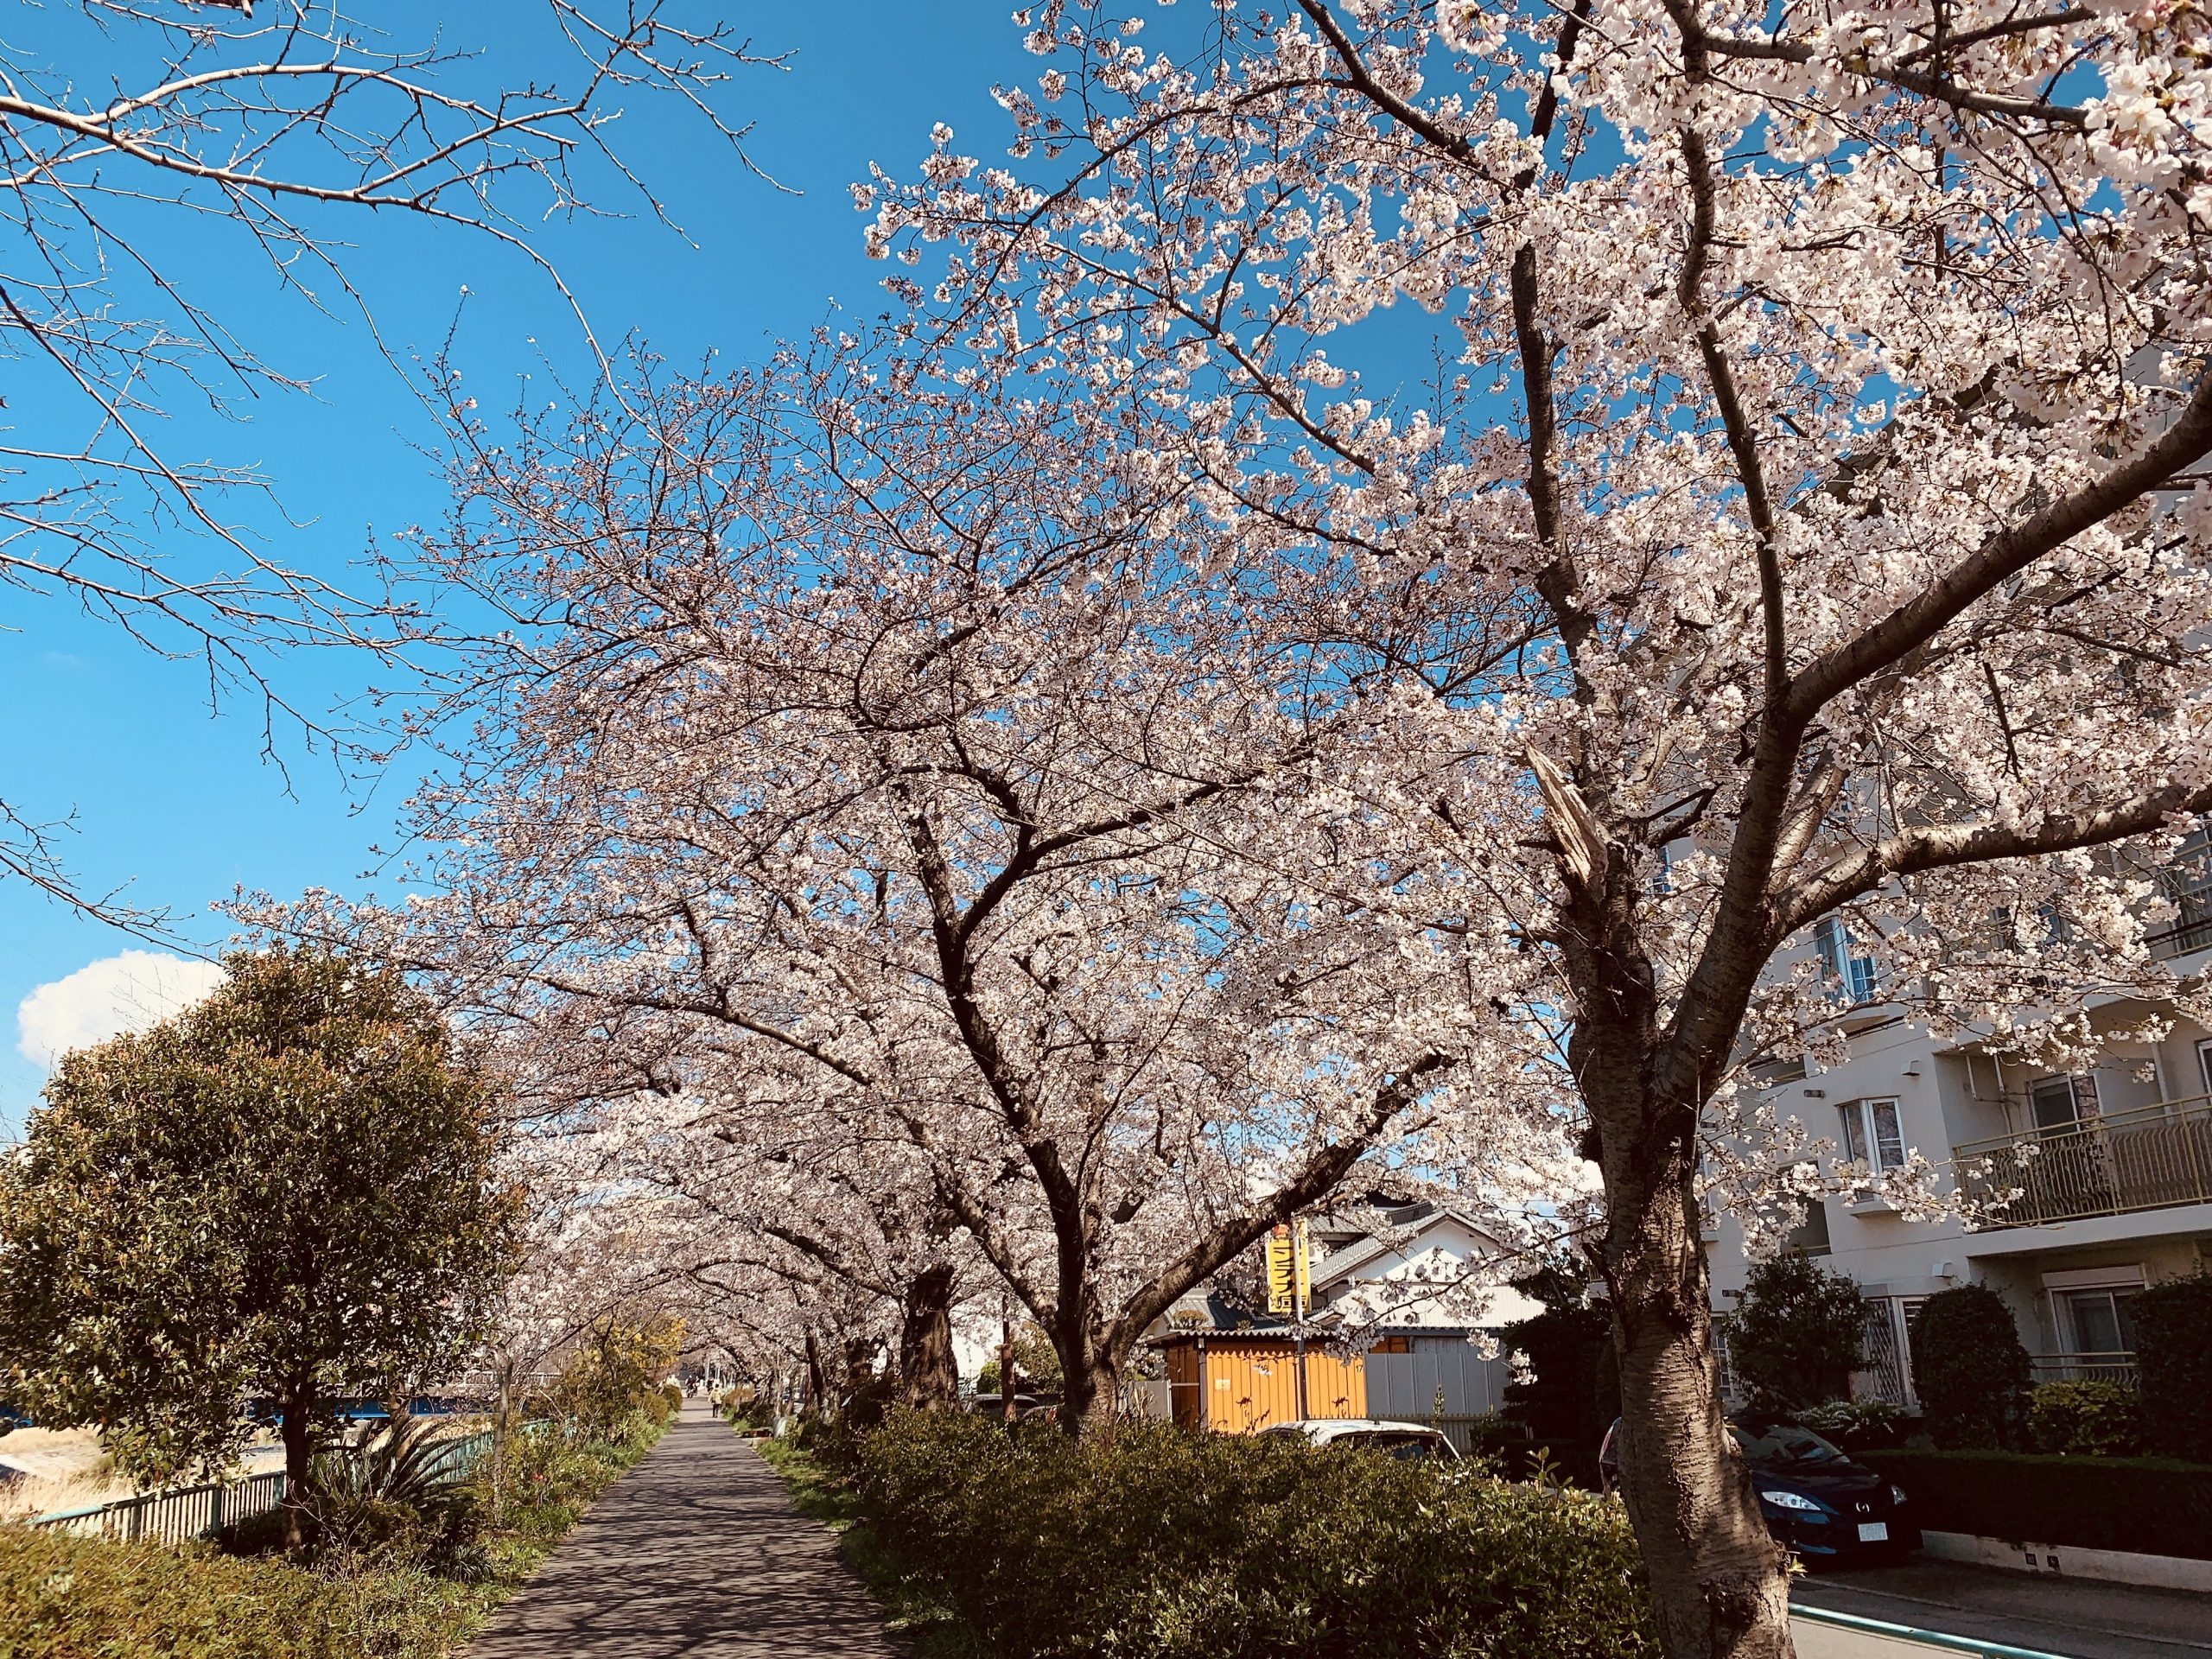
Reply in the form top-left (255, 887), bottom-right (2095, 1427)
top-left (467, 1402), bottom-right (904, 1657)
top-left (1792, 1558), bottom-right (2212, 1659)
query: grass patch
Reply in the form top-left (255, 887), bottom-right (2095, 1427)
top-left (754, 1430), bottom-right (988, 1659)
top-left (0, 1414), bottom-right (671, 1657)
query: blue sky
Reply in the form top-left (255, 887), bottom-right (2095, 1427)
top-left (0, 3), bottom-right (1049, 1129)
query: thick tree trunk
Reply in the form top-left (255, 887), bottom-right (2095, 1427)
top-left (1058, 1317), bottom-right (1127, 1440)
top-left (898, 1263), bottom-right (959, 1408)
top-left (1603, 1129), bottom-right (1793, 1658)
top-left (841, 1335), bottom-right (880, 1411)
top-left (276, 1389), bottom-right (317, 1553)
top-left (803, 1330), bottom-right (827, 1413)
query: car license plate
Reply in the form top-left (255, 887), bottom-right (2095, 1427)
top-left (1858, 1522), bottom-right (1889, 1543)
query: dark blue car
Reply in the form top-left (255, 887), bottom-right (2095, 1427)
top-left (1600, 1412), bottom-right (1919, 1564)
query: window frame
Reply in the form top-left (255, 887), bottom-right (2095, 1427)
top-left (1814, 915), bottom-right (1880, 1004)
top-left (2029, 1072), bottom-right (2101, 1138)
top-left (1840, 1096), bottom-right (1908, 1174)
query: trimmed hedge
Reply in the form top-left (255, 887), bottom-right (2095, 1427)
top-left (844, 1409), bottom-right (1658, 1659)
top-left (2134, 1274), bottom-right (2212, 1459)
top-left (1863, 1449), bottom-right (2212, 1559)
top-left (1911, 1285), bottom-right (2029, 1448)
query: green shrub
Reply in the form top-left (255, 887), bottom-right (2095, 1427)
top-left (720, 1388), bottom-right (772, 1430)
top-left (846, 1409), bottom-right (1656, 1659)
top-left (1912, 1285), bottom-right (2030, 1448)
top-left (552, 1316), bottom-right (685, 1437)
top-left (0, 1525), bottom-right (477, 1657)
top-left (1862, 1448), bottom-right (2212, 1558)
top-left (2026, 1381), bottom-right (2142, 1457)
top-left (2133, 1274), bottom-right (2212, 1459)
top-left (1796, 1397), bottom-right (1908, 1452)
top-left (1497, 1257), bottom-right (1612, 1485)
top-left (1729, 1255), bottom-right (1866, 1409)
top-left (1, 1408), bottom-right (671, 1658)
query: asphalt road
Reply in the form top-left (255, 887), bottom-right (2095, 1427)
top-left (1791, 1558), bottom-right (2212, 1659)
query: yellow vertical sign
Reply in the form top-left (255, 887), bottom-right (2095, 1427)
top-left (1266, 1222), bottom-right (1312, 1317)
top-left (1294, 1217), bottom-right (1311, 1312)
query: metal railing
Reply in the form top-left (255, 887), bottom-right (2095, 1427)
top-left (2029, 1352), bottom-right (2140, 1388)
top-left (1953, 1093), bottom-right (2212, 1228)
top-left (25, 1427), bottom-right (494, 1548)
top-left (29, 1470), bottom-right (288, 1548)
top-left (2148, 914), bottom-right (2212, 961)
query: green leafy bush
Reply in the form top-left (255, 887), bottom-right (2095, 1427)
top-left (2133, 1274), bottom-right (2212, 1459)
top-left (3, 1409), bottom-right (671, 1657)
top-left (1862, 1449), bottom-right (2212, 1559)
top-left (1729, 1254), bottom-right (1866, 1409)
top-left (843, 1409), bottom-right (1656, 1659)
top-left (552, 1316), bottom-right (686, 1437)
top-left (720, 1389), bottom-right (772, 1431)
top-left (1497, 1257), bottom-right (1613, 1484)
top-left (1911, 1285), bottom-right (2031, 1448)
top-left (2026, 1381), bottom-right (2142, 1457)
top-left (0, 1525), bottom-right (478, 1657)
top-left (1796, 1397), bottom-right (1909, 1452)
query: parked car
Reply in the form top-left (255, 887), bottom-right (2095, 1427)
top-left (1258, 1419), bottom-right (1460, 1461)
top-left (1599, 1412), bottom-right (1917, 1564)
top-left (0, 1404), bottom-right (30, 1436)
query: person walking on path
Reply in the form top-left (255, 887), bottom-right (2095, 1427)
top-left (468, 1400), bottom-right (905, 1657)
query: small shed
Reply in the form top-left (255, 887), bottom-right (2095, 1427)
top-left (1156, 1330), bottom-right (1367, 1433)
top-left (1360, 1329), bottom-right (1510, 1448)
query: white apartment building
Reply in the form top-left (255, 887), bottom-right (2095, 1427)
top-left (1707, 864), bottom-right (2212, 1408)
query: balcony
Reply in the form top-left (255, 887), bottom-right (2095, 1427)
top-left (2148, 914), bottom-right (2212, 962)
top-left (1954, 1094), bottom-right (2212, 1229)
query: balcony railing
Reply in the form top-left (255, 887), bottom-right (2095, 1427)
top-left (1954, 1094), bottom-right (2212, 1229)
top-left (2148, 913), bottom-right (2212, 961)
top-left (2030, 1352), bottom-right (2140, 1388)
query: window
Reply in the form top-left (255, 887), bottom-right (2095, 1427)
top-left (1840, 1097), bottom-right (1907, 1173)
top-left (2031, 1073), bottom-right (2101, 1138)
top-left (1814, 916), bottom-right (1879, 1003)
top-left (2154, 830), bottom-right (2212, 958)
top-left (1785, 1201), bottom-right (1832, 1256)
top-left (2196, 1038), bottom-right (2212, 1100)
top-left (2057, 1287), bottom-right (2138, 1356)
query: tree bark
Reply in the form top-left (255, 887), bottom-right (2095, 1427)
top-left (898, 1263), bottom-right (960, 1408)
top-left (276, 1386), bottom-right (317, 1553)
top-left (1598, 1087), bottom-right (1793, 1658)
top-left (803, 1329), bottom-right (827, 1414)
top-left (1059, 1338), bottom-right (1118, 1438)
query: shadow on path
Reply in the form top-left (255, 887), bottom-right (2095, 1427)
top-left (467, 1402), bottom-right (904, 1657)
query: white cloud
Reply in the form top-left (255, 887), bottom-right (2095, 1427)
top-left (16, 951), bottom-right (227, 1069)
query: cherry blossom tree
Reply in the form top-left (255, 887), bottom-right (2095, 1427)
top-left (847, 3), bottom-right (2212, 1653)
top-left (276, 342), bottom-right (1580, 1434)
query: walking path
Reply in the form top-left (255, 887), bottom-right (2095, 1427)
top-left (467, 1402), bottom-right (904, 1657)
top-left (1792, 1559), bottom-right (2212, 1659)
